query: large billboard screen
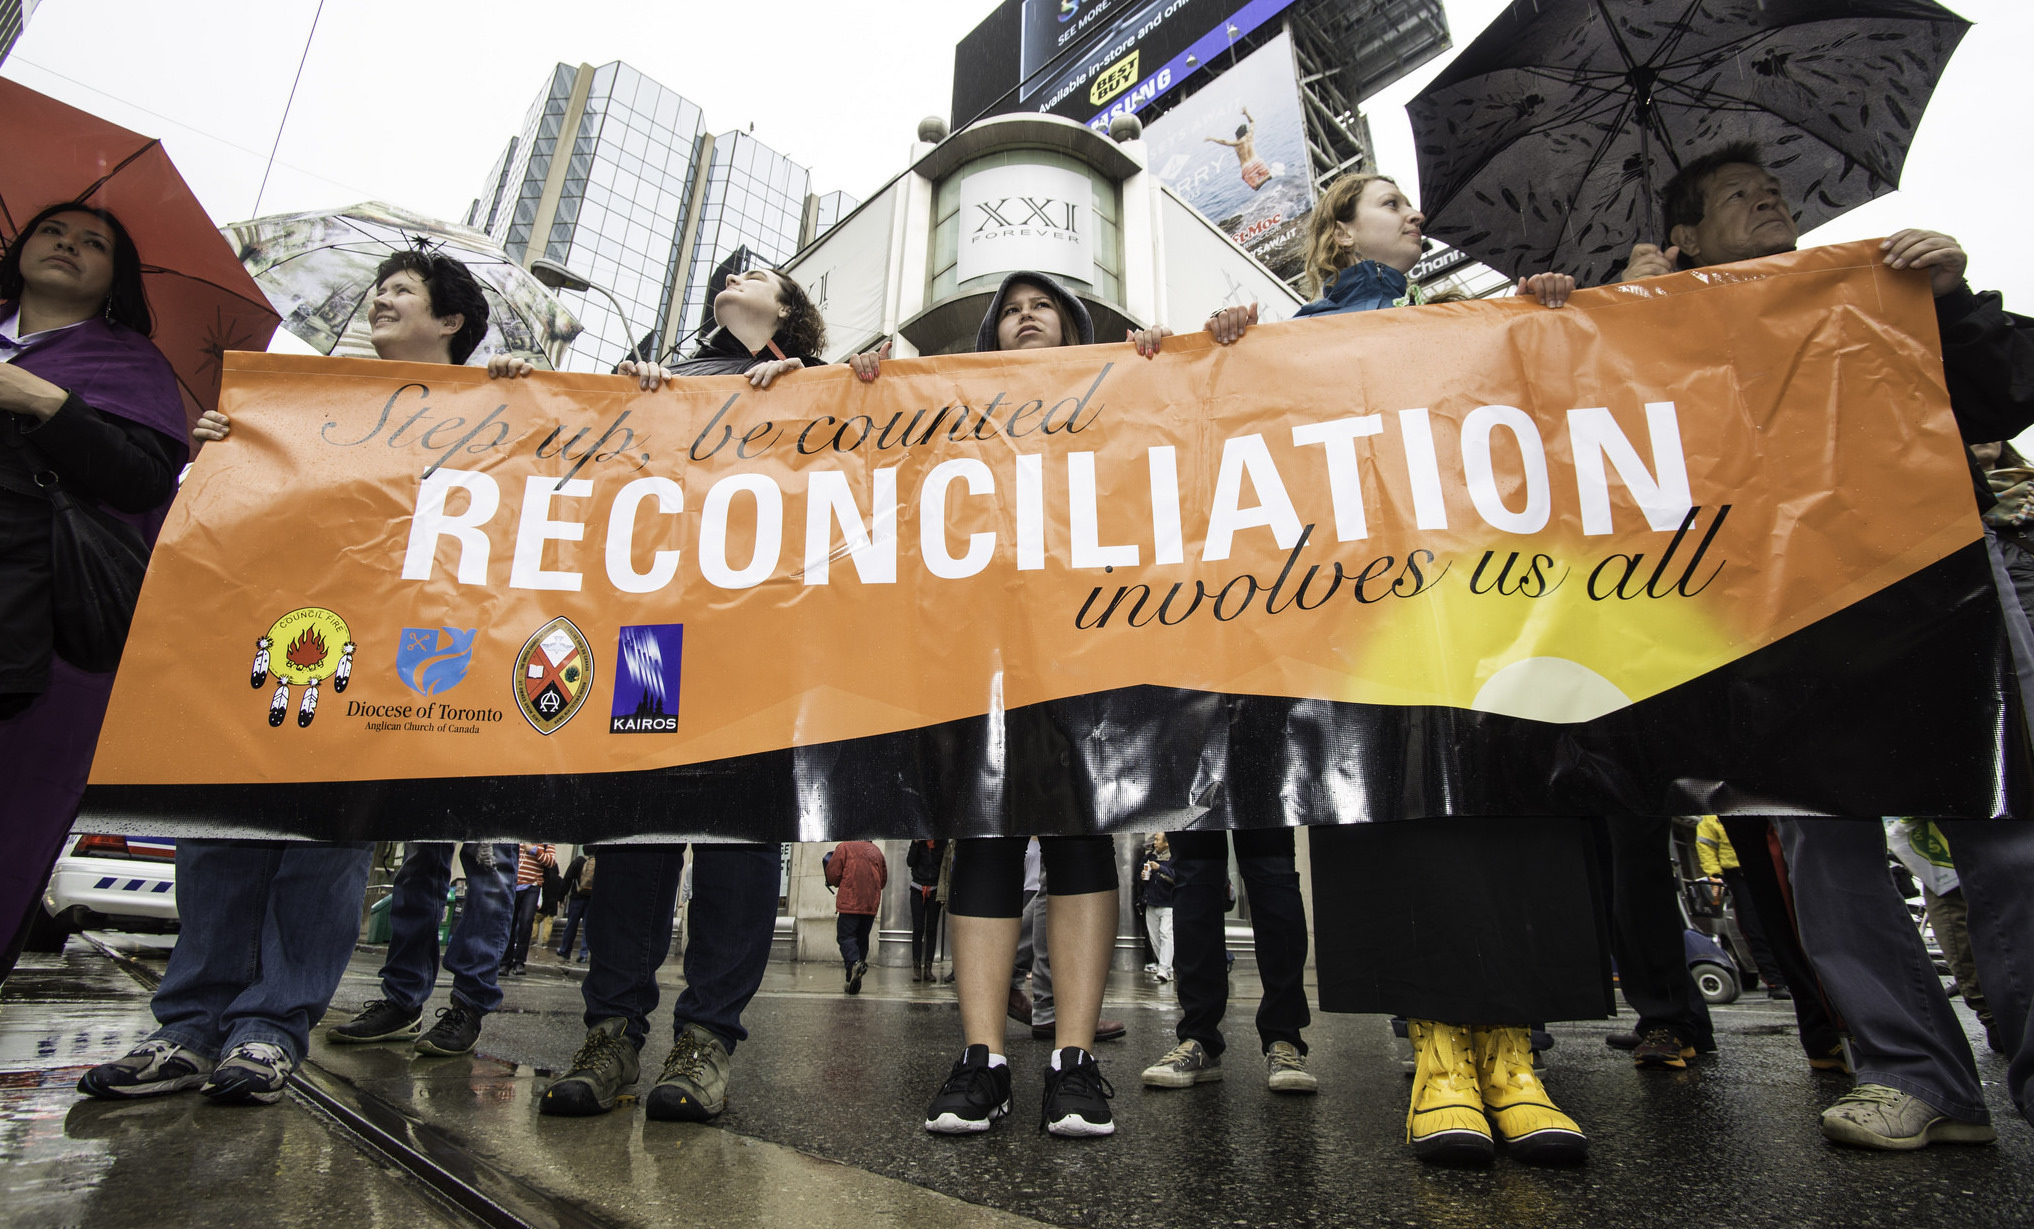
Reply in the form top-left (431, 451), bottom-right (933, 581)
top-left (1145, 30), bottom-right (1313, 282)
top-left (1026, 0), bottom-right (1303, 128)
top-left (1019, 0), bottom-right (1141, 92)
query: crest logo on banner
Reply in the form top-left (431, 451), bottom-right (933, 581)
top-left (610, 624), bottom-right (683, 734)
top-left (514, 617), bottom-right (592, 735)
top-left (396, 626), bottom-right (477, 696)
top-left (248, 606), bottom-right (354, 729)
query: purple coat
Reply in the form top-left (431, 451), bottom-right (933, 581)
top-left (1, 308), bottom-right (188, 951)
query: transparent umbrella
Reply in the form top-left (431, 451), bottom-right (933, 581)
top-left (223, 202), bottom-right (582, 368)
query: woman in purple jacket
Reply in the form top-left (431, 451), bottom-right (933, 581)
top-left (0, 204), bottom-right (187, 981)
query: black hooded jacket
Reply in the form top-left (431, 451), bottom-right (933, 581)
top-left (973, 270), bottom-right (1094, 354)
top-left (668, 326), bottom-right (822, 378)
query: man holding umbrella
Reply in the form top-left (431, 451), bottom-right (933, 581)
top-left (1621, 142), bottom-right (2034, 1151)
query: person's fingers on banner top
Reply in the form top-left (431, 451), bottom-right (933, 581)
top-left (616, 359), bottom-right (673, 391)
top-left (1129, 327), bottom-right (1174, 358)
top-left (1514, 273), bottom-right (1574, 308)
top-left (849, 339), bottom-right (892, 382)
top-left (193, 409), bottom-right (232, 442)
top-left (487, 352), bottom-right (535, 380)
top-left (1882, 229), bottom-right (1969, 296)
top-left (1205, 303), bottom-right (1258, 346)
top-left (1619, 243), bottom-right (1681, 281)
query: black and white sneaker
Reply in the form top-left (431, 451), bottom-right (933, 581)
top-left (924, 1044), bottom-right (1012, 1133)
top-left (77, 1039), bottom-right (215, 1100)
top-left (1040, 1046), bottom-right (1115, 1137)
top-left (415, 1001), bottom-right (483, 1056)
top-left (847, 960), bottom-right (868, 996)
top-left (201, 1041), bottom-right (294, 1105)
top-left (328, 998), bottom-right (422, 1044)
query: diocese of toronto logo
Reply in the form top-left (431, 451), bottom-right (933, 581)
top-left (514, 617), bottom-right (593, 735)
top-left (396, 626), bottom-right (477, 696)
top-left (248, 607), bottom-right (354, 729)
top-left (610, 624), bottom-right (683, 734)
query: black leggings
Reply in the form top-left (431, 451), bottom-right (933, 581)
top-left (948, 836), bottom-right (1118, 918)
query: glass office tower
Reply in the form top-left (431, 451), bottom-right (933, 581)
top-left (668, 132), bottom-right (812, 357)
top-left (470, 62), bottom-right (707, 372)
top-left (469, 62), bottom-right (853, 372)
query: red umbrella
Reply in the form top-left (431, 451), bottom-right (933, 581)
top-left (0, 78), bottom-right (280, 427)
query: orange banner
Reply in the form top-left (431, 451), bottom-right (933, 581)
top-left (90, 241), bottom-right (1973, 789)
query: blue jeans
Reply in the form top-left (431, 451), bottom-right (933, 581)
top-left (151, 840), bottom-right (372, 1064)
top-left (1779, 818), bottom-right (2034, 1124)
top-left (378, 842), bottom-right (516, 1014)
top-left (582, 843), bottom-right (779, 1053)
top-left (836, 913), bottom-right (875, 968)
top-left (556, 896), bottom-right (589, 959)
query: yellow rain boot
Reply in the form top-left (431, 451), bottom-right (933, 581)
top-left (1406, 1020), bottom-right (1494, 1165)
top-left (1473, 1025), bottom-right (1588, 1165)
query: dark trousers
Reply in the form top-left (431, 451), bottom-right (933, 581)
top-left (555, 895), bottom-right (589, 959)
top-left (1169, 828), bottom-right (1310, 1057)
top-left (1605, 816), bottom-right (1713, 1047)
top-left (507, 887), bottom-right (540, 968)
top-left (1720, 867), bottom-right (1783, 986)
top-left (1720, 817), bottom-right (1842, 1057)
top-left (908, 886), bottom-right (942, 966)
top-left (837, 912), bottom-right (875, 969)
top-left (582, 843), bottom-right (779, 1053)
top-left (1779, 818), bottom-right (2034, 1124)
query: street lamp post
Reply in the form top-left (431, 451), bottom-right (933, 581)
top-left (529, 258), bottom-right (648, 366)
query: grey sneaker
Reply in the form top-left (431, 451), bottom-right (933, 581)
top-left (1266, 1041), bottom-right (1318, 1094)
top-left (1820, 1084), bottom-right (1997, 1150)
top-left (645, 1022), bottom-right (731, 1121)
top-left (201, 1041), bottom-right (294, 1105)
top-left (540, 1017), bottom-right (640, 1116)
top-left (1141, 1038), bottom-right (1222, 1088)
top-left (77, 1039), bottom-right (215, 1100)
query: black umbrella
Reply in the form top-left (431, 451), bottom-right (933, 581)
top-left (1407, 0), bottom-right (1970, 286)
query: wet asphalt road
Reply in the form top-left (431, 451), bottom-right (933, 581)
top-left (4, 936), bottom-right (2030, 1228)
top-left (331, 944), bottom-right (2033, 1229)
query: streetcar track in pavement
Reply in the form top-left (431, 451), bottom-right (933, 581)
top-left (81, 932), bottom-right (617, 1229)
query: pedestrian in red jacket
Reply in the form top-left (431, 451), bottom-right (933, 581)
top-left (826, 841), bottom-right (888, 995)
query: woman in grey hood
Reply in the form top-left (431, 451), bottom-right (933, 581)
top-left (853, 271), bottom-right (1122, 1140)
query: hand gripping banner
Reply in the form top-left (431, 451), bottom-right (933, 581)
top-left (83, 242), bottom-right (2025, 841)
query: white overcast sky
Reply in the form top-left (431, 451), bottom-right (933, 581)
top-left (5, 0), bottom-right (2027, 307)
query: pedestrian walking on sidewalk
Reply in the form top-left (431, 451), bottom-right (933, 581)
top-left (555, 852), bottom-right (596, 963)
top-left (503, 843), bottom-right (555, 976)
top-left (1140, 835), bottom-right (1176, 983)
top-left (827, 840), bottom-right (887, 995)
top-left (906, 839), bottom-right (946, 981)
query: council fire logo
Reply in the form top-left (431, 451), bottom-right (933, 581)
top-left (610, 624), bottom-right (682, 734)
top-left (249, 606), bottom-right (354, 729)
top-left (514, 616), bottom-right (593, 735)
top-left (397, 626), bottom-right (477, 696)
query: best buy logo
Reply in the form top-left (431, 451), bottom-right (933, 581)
top-left (1091, 51), bottom-right (1139, 106)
